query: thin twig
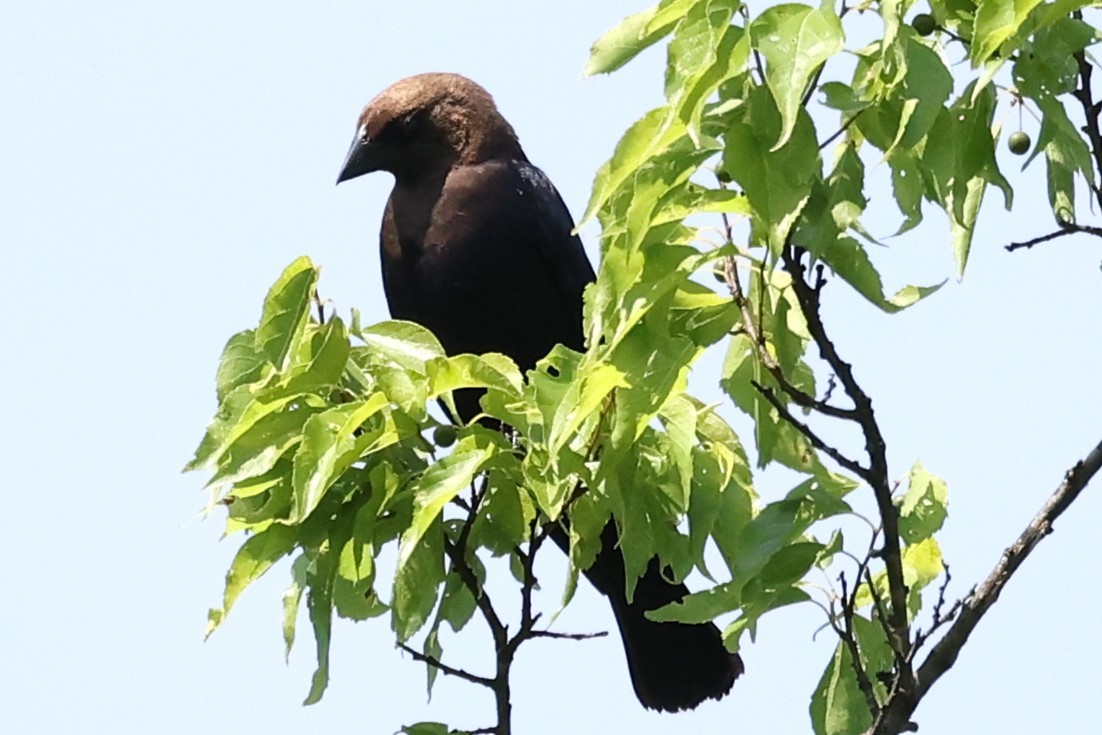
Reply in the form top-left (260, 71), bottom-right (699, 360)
top-left (529, 630), bottom-right (609, 641)
top-left (719, 221), bottom-right (855, 419)
top-left (819, 111), bottom-right (865, 151)
top-left (835, 573), bottom-right (881, 717)
top-left (397, 642), bottom-right (493, 687)
top-left (753, 381), bottom-right (869, 479)
top-left (1005, 220), bottom-right (1102, 251)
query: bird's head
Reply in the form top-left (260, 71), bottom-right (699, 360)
top-left (336, 73), bottom-right (524, 185)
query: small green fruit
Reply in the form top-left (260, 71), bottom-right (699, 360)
top-left (911, 14), bottom-right (937, 36)
top-left (433, 425), bottom-right (457, 448)
top-left (715, 166), bottom-right (733, 184)
top-left (1008, 131), bottom-right (1031, 156)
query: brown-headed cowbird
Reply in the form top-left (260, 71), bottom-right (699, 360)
top-left (337, 73), bottom-right (742, 712)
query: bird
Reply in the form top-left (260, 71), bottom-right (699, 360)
top-left (336, 72), bottom-right (743, 712)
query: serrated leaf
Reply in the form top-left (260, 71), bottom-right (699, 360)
top-left (722, 85), bottom-right (818, 253)
top-left (400, 724), bottom-right (450, 735)
top-left (206, 523), bottom-right (297, 638)
top-left (216, 329), bottom-right (270, 401)
top-left (397, 437), bottom-right (498, 570)
top-left (585, 0), bottom-right (695, 76)
top-left (256, 257), bottom-right (318, 370)
top-left (814, 236), bottom-right (945, 313)
top-left (898, 461), bottom-right (949, 543)
top-left (751, 3), bottom-right (845, 150)
top-left (922, 83), bottom-right (1013, 277)
top-left (303, 546), bottom-right (336, 705)
top-left (392, 519), bottom-right (445, 642)
top-left (282, 554), bottom-right (309, 660)
top-left (290, 395), bottom-right (389, 521)
top-left (580, 106), bottom-right (688, 226)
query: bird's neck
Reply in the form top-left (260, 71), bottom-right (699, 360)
top-left (387, 171), bottom-right (448, 257)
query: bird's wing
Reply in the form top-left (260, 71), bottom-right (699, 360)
top-left (413, 159), bottom-right (595, 365)
top-left (509, 160), bottom-right (596, 331)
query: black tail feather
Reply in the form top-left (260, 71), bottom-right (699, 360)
top-left (551, 523), bottom-right (743, 711)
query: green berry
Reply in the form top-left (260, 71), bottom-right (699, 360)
top-left (1008, 131), bottom-right (1031, 156)
top-left (715, 166), bottom-right (733, 184)
top-left (911, 14), bottom-right (937, 37)
top-left (433, 425), bottom-right (457, 448)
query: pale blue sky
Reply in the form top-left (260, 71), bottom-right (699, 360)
top-left (3, 2), bottom-right (1100, 733)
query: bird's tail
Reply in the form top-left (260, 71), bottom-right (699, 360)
top-left (606, 564), bottom-right (744, 712)
top-left (552, 523), bottom-right (743, 711)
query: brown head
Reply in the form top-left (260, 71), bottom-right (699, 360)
top-left (336, 73), bottom-right (526, 185)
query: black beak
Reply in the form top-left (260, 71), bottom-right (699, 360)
top-left (336, 134), bottom-right (383, 184)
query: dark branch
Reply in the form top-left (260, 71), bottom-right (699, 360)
top-left (722, 251), bottom-right (857, 420)
top-left (1005, 220), bottom-right (1102, 252)
top-left (752, 380), bottom-right (869, 478)
top-left (397, 642), bottom-right (493, 687)
top-left (835, 572), bottom-right (881, 718)
top-left (1072, 45), bottom-right (1102, 212)
top-left (913, 437), bottom-right (1102, 701)
top-left (530, 629), bottom-right (608, 641)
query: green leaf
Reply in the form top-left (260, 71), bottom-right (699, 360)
top-left (185, 387), bottom-right (305, 473)
top-left (359, 320), bottom-right (446, 373)
top-left (206, 523), bottom-right (297, 638)
top-left (898, 461), bottom-right (949, 543)
top-left (207, 406), bottom-right (317, 489)
top-left (256, 257), bottom-right (318, 370)
top-left (852, 37), bottom-right (953, 157)
top-left (581, 106), bottom-right (688, 226)
top-left (665, 0), bottom-right (743, 141)
top-left (392, 518), bottom-right (445, 642)
top-left (922, 83), bottom-right (1013, 277)
top-left (810, 616), bottom-right (891, 735)
top-left (722, 84), bottom-right (819, 253)
top-left (813, 236), bottom-right (945, 313)
top-left (1029, 95), bottom-right (1095, 223)
top-left (971, 0), bottom-right (1043, 66)
top-left (282, 317), bottom-right (351, 394)
top-left (216, 329), bottom-right (270, 401)
top-left (427, 353), bottom-right (524, 407)
top-left (290, 395), bottom-right (389, 521)
top-left (397, 436), bottom-right (498, 570)
top-left (400, 724), bottom-right (450, 735)
top-left (903, 536), bottom-right (944, 593)
top-left (751, 3), bottom-right (845, 150)
top-left (282, 554), bottom-right (309, 660)
top-left (333, 503), bottom-right (387, 621)
top-left (585, 0), bottom-right (696, 76)
top-left (303, 545), bottom-right (336, 705)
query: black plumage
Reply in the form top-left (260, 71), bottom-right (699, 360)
top-left (337, 72), bottom-right (742, 711)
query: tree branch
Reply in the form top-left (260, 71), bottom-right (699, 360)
top-left (752, 380), bottom-right (869, 479)
top-left (529, 629), bottom-right (608, 641)
top-left (397, 642), bottom-right (493, 687)
top-left (913, 437), bottom-right (1102, 701)
top-left (1005, 219), bottom-right (1102, 252)
top-left (1072, 44), bottom-right (1102, 212)
top-left (721, 249), bottom-right (857, 420)
top-left (782, 248), bottom-right (908, 628)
